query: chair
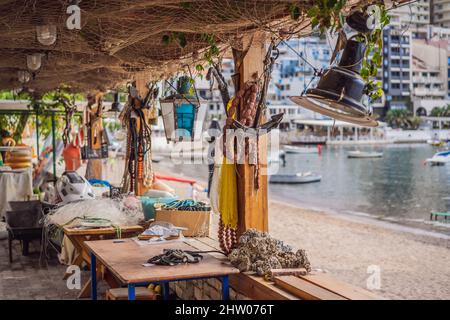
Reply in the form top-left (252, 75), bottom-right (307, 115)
top-left (6, 202), bottom-right (44, 262)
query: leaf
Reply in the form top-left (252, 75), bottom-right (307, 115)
top-left (180, 2), bottom-right (191, 9)
top-left (162, 34), bottom-right (170, 45)
top-left (289, 4), bottom-right (301, 20)
top-left (177, 33), bottom-right (187, 48)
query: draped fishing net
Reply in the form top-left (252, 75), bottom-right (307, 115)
top-left (0, 0), bottom-right (373, 94)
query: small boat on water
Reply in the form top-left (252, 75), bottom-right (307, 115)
top-left (269, 172), bottom-right (321, 184)
top-left (425, 150), bottom-right (450, 165)
top-left (284, 145), bottom-right (318, 154)
top-left (347, 151), bottom-right (383, 159)
top-left (427, 139), bottom-right (448, 147)
top-left (268, 150), bottom-right (285, 163)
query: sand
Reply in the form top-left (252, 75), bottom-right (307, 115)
top-left (267, 200), bottom-right (450, 300)
top-left (87, 159), bottom-right (450, 300)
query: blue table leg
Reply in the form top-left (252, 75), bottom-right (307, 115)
top-left (221, 276), bottom-right (230, 300)
top-left (90, 253), bottom-right (97, 300)
top-left (128, 284), bottom-right (136, 300)
top-left (162, 282), bottom-right (170, 300)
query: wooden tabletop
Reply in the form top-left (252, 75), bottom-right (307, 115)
top-left (84, 238), bottom-right (239, 284)
top-left (63, 225), bottom-right (143, 236)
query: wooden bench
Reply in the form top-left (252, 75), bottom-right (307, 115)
top-left (189, 237), bottom-right (383, 300)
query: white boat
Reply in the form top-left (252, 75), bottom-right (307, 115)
top-left (425, 150), bottom-right (450, 165)
top-left (268, 150), bottom-right (285, 163)
top-left (269, 172), bottom-right (322, 184)
top-left (284, 145), bottom-right (318, 154)
top-left (347, 151), bottom-right (383, 158)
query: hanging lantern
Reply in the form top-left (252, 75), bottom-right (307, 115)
top-left (27, 53), bottom-right (43, 71)
top-left (36, 25), bottom-right (57, 46)
top-left (109, 92), bottom-right (123, 113)
top-left (160, 76), bottom-right (206, 142)
top-left (17, 70), bottom-right (31, 84)
top-left (290, 12), bottom-right (378, 127)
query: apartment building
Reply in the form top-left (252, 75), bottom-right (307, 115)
top-left (432, 0), bottom-right (450, 27)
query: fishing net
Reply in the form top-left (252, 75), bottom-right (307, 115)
top-left (0, 0), bottom-right (373, 94)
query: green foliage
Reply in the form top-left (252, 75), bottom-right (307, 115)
top-left (430, 105), bottom-right (450, 117)
top-left (361, 6), bottom-right (390, 102)
top-left (287, 0), bottom-right (347, 34)
top-left (385, 109), bottom-right (421, 130)
top-left (161, 32), bottom-right (188, 48)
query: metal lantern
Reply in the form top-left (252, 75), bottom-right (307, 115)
top-left (27, 53), bottom-right (43, 71)
top-left (290, 12), bottom-right (378, 127)
top-left (109, 92), bottom-right (123, 113)
top-left (160, 77), bottom-right (206, 142)
top-left (17, 70), bottom-right (31, 84)
top-left (36, 25), bottom-right (57, 46)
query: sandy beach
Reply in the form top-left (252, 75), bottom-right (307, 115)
top-left (150, 162), bottom-right (450, 300)
top-left (265, 200), bottom-right (450, 300)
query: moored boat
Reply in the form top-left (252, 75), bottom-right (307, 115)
top-left (347, 151), bottom-right (383, 158)
top-left (284, 145), bottom-right (318, 154)
top-left (269, 172), bottom-right (322, 184)
top-left (425, 150), bottom-right (450, 165)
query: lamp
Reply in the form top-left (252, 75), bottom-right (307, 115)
top-left (290, 12), bottom-right (378, 127)
top-left (27, 53), bottom-right (43, 71)
top-left (17, 70), bottom-right (31, 84)
top-left (109, 92), bottom-right (123, 113)
top-left (36, 25), bottom-right (57, 46)
top-left (160, 76), bottom-right (206, 142)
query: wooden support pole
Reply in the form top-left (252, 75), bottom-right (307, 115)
top-left (132, 72), bottom-right (152, 196)
top-left (234, 32), bottom-right (269, 235)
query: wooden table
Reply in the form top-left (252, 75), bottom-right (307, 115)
top-left (62, 225), bottom-right (143, 298)
top-left (85, 238), bottom-right (240, 300)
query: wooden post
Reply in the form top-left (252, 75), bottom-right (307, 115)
top-left (85, 92), bottom-right (104, 180)
top-left (133, 72), bottom-right (151, 196)
top-left (234, 32), bottom-right (269, 235)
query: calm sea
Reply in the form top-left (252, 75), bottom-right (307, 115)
top-left (162, 143), bottom-right (450, 235)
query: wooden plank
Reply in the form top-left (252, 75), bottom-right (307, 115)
top-left (85, 239), bottom-right (239, 284)
top-left (235, 31), bottom-right (269, 235)
top-left (299, 272), bottom-right (384, 300)
top-left (230, 273), bottom-right (299, 300)
top-left (63, 225), bottom-right (143, 236)
top-left (274, 276), bottom-right (347, 300)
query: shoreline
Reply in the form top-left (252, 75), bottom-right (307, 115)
top-left (271, 195), bottom-right (450, 241)
top-left (152, 162), bottom-right (450, 299)
top-left (265, 199), bottom-right (450, 300)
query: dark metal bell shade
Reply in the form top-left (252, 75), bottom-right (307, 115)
top-left (290, 39), bottom-right (378, 127)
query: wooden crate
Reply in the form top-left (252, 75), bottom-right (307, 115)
top-left (155, 209), bottom-right (211, 237)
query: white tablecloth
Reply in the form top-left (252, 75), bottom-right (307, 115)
top-left (0, 168), bottom-right (33, 218)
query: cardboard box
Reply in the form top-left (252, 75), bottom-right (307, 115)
top-left (155, 209), bottom-right (211, 237)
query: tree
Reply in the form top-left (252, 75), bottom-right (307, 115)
top-left (385, 109), bottom-right (421, 130)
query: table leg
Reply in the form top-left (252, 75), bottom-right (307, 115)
top-left (90, 253), bottom-right (97, 300)
top-left (221, 276), bottom-right (230, 300)
top-left (162, 282), bottom-right (170, 300)
top-left (128, 284), bottom-right (136, 300)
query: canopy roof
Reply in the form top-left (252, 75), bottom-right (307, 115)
top-left (0, 0), bottom-right (399, 94)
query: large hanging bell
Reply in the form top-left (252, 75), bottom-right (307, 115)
top-left (291, 39), bottom-right (377, 127)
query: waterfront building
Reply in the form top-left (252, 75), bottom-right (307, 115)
top-left (411, 39), bottom-right (450, 116)
top-left (432, 0), bottom-right (450, 27)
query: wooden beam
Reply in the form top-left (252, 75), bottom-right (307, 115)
top-left (234, 32), bottom-right (269, 235)
top-left (274, 276), bottom-right (347, 300)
